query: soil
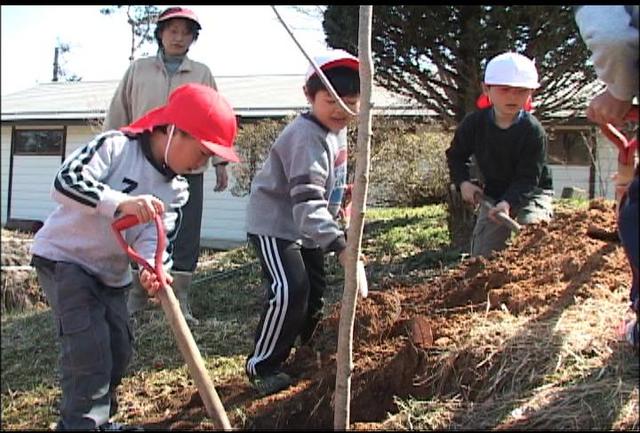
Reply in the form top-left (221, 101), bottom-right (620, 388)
top-left (1, 199), bottom-right (633, 429)
top-left (138, 199), bottom-right (633, 430)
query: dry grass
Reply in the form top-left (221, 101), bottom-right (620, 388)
top-left (388, 294), bottom-right (639, 430)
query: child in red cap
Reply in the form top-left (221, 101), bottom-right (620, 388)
top-left (446, 52), bottom-right (554, 258)
top-left (104, 6), bottom-right (228, 325)
top-left (30, 83), bottom-right (238, 431)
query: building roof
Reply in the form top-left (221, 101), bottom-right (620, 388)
top-left (1, 75), bottom-right (430, 122)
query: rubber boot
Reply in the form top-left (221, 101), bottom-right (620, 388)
top-left (126, 271), bottom-right (149, 315)
top-left (172, 271), bottom-right (199, 326)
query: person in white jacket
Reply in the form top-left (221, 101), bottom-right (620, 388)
top-left (574, 5), bottom-right (638, 126)
top-left (576, 5), bottom-right (639, 348)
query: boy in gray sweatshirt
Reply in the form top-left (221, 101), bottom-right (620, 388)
top-left (245, 49), bottom-right (360, 396)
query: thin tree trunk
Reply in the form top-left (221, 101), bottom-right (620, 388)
top-left (333, 6), bottom-right (373, 430)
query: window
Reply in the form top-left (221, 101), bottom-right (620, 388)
top-left (547, 129), bottom-right (592, 166)
top-left (13, 129), bottom-right (64, 155)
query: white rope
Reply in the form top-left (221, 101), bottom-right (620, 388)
top-left (271, 5), bottom-right (358, 117)
top-left (164, 124), bottom-right (175, 168)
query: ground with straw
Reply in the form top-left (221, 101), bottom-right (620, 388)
top-left (1, 199), bottom-right (638, 430)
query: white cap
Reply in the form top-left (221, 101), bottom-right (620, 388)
top-left (305, 49), bottom-right (359, 82)
top-left (484, 52), bottom-right (539, 89)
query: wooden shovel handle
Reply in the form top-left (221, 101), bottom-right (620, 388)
top-left (111, 214), bottom-right (232, 430)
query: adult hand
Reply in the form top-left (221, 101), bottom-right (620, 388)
top-left (586, 89), bottom-right (632, 127)
top-left (117, 194), bottom-right (164, 223)
top-left (214, 164), bottom-right (229, 192)
top-left (460, 181), bottom-right (483, 206)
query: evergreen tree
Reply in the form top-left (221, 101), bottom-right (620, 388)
top-left (323, 5), bottom-right (598, 127)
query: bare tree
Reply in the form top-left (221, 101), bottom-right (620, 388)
top-left (334, 6), bottom-right (373, 430)
top-left (100, 5), bottom-right (160, 62)
top-left (52, 40), bottom-right (81, 82)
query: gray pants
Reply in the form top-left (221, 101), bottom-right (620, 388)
top-left (471, 189), bottom-right (554, 258)
top-left (32, 256), bottom-right (133, 430)
top-left (172, 172), bottom-right (203, 272)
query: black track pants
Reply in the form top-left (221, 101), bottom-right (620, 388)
top-left (245, 234), bottom-right (326, 377)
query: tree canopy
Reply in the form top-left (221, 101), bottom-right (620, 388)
top-left (323, 5), bottom-right (599, 127)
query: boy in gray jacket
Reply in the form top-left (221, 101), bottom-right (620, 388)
top-left (245, 49), bottom-right (360, 396)
top-left (30, 83), bottom-right (238, 430)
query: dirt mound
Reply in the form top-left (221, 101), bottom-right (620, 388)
top-left (116, 200), bottom-right (636, 429)
top-left (18, 200), bottom-right (624, 430)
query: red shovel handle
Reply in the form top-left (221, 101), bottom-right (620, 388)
top-left (111, 214), bottom-right (168, 288)
top-left (600, 107), bottom-right (639, 165)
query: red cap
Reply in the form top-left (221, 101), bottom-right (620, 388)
top-left (157, 7), bottom-right (201, 29)
top-left (476, 93), bottom-right (533, 112)
top-left (305, 49), bottom-right (359, 81)
top-left (120, 83), bottom-right (239, 163)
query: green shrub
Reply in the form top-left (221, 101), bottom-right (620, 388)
top-left (229, 116), bottom-right (452, 207)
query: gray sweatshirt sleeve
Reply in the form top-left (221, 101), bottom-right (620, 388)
top-left (283, 136), bottom-right (346, 253)
top-left (575, 5), bottom-right (639, 101)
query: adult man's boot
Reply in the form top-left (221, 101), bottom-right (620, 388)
top-left (171, 271), bottom-right (199, 326)
top-left (126, 272), bottom-right (149, 315)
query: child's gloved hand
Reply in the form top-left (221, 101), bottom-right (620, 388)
top-left (357, 260), bottom-right (368, 298)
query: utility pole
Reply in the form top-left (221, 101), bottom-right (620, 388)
top-left (52, 47), bottom-right (59, 82)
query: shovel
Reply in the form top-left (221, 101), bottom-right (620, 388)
top-left (474, 192), bottom-right (522, 233)
top-left (112, 214), bottom-right (231, 430)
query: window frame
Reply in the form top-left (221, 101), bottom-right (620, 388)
top-left (546, 127), bottom-right (593, 167)
top-left (12, 127), bottom-right (66, 156)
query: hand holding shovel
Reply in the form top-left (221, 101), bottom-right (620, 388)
top-left (474, 192), bottom-right (521, 233)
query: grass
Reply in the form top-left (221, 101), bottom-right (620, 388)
top-left (388, 298), bottom-right (638, 430)
top-left (3, 199), bottom-right (637, 430)
top-left (1, 204), bottom-right (453, 430)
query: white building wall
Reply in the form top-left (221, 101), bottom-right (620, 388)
top-left (201, 169), bottom-right (249, 248)
top-left (8, 125), bottom-right (96, 223)
top-left (10, 155), bottom-right (61, 221)
top-left (547, 164), bottom-right (590, 198)
top-left (594, 133), bottom-right (619, 200)
top-left (1, 126), bottom-right (11, 225)
top-left (66, 124), bottom-right (97, 156)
